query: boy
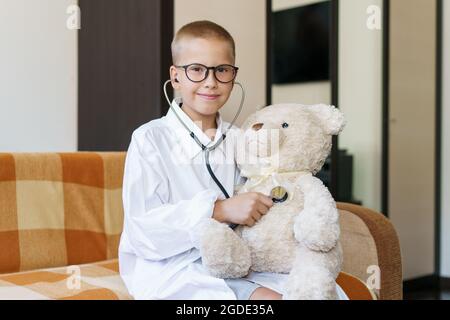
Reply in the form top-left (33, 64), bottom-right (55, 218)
top-left (118, 20), bottom-right (281, 300)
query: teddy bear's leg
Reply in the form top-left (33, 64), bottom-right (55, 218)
top-left (199, 219), bottom-right (251, 279)
top-left (283, 242), bottom-right (343, 300)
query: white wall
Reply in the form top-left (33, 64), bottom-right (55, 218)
top-left (441, 0), bottom-right (450, 277)
top-left (272, 81), bottom-right (331, 105)
top-left (174, 0), bottom-right (267, 127)
top-left (272, 0), bottom-right (331, 106)
top-left (272, 0), bottom-right (327, 10)
top-left (338, 0), bottom-right (383, 211)
top-left (0, 0), bottom-right (78, 152)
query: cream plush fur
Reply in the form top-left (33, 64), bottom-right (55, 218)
top-left (199, 104), bottom-right (346, 300)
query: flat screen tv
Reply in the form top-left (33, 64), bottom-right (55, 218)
top-left (272, 2), bottom-right (330, 84)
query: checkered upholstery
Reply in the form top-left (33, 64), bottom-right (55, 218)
top-left (0, 152), bottom-right (126, 274)
top-left (0, 259), bottom-right (132, 300)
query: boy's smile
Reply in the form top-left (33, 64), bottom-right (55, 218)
top-left (197, 93), bottom-right (220, 101)
top-left (170, 38), bottom-right (236, 132)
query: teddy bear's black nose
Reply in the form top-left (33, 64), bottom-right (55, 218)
top-left (251, 123), bottom-right (263, 131)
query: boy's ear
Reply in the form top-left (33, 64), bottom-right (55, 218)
top-left (169, 65), bottom-right (180, 89)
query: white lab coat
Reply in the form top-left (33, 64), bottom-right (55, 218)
top-left (118, 97), bottom-right (348, 300)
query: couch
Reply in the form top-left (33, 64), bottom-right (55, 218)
top-left (0, 152), bottom-right (402, 300)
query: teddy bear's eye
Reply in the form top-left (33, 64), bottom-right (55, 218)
top-left (282, 122), bottom-right (289, 129)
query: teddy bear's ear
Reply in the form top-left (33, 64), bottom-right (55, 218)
top-left (307, 104), bottom-right (346, 135)
top-left (240, 112), bottom-right (259, 131)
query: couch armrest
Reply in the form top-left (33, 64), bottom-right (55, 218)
top-left (337, 202), bottom-right (402, 300)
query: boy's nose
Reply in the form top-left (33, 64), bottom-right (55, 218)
top-left (203, 70), bottom-right (218, 87)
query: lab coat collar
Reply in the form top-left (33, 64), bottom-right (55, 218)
top-left (165, 97), bottom-right (226, 160)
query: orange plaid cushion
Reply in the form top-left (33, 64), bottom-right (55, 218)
top-left (0, 259), bottom-right (132, 300)
top-left (0, 152), bottom-right (126, 274)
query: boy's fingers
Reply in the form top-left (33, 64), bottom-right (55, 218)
top-left (257, 193), bottom-right (274, 208)
top-left (246, 217), bottom-right (256, 227)
top-left (257, 203), bottom-right (269, 215)
top-left (252, 211), bottom-right (262, 221)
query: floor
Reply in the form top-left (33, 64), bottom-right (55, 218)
top-left (403, 289), bottom-right (450, 300)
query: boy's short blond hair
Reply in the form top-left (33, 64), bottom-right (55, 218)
top-left (171, 20), bottom-right (235, 65)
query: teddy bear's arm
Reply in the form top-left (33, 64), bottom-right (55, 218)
top-left (293, 174), bottom-right (340, 252)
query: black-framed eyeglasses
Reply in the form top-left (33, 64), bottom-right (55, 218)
top-left (175, 63), bottom-right (239, 83)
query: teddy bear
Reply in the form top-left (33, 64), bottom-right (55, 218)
top-left (198, 103), bottom-right (346, 300)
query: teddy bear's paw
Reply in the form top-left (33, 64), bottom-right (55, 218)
top-left (283, 267), bottom-right (338, 300)
top-left (199, 220), bottom-right (251, 278)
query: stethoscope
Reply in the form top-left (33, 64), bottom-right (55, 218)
top-left (163, 79), bottom-right (245, 204)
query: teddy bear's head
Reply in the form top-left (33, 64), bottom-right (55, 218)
top-left (237, 104), bottom-right (345, 177)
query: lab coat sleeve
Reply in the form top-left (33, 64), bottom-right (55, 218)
top-left (234, 166), bottom-right (246, 185)
top-left (122, 131), bottom-right (221, 261)
top-left (233, 165), bottom-right (247, 195)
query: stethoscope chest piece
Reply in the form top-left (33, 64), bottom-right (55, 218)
top-left (270, 186), bottom-right (288, 203)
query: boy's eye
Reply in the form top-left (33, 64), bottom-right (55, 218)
top-left (216, 66), bottom-right (231, 73)
top-left (282, 123), bottom-right (289, 128)
top-left (188, 65), bottom-right (205, 73)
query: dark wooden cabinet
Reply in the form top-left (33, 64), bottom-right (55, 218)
top-left (78, 0), bottom-right (174, 151)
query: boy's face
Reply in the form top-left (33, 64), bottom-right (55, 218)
top-left (170, 38), bottom-right (236, 121)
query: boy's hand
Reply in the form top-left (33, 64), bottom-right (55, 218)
top-left (213, 192), bottom-right (274, 227)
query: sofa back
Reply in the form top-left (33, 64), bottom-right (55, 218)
top-left (0, 152), bottom-right (126, 274)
